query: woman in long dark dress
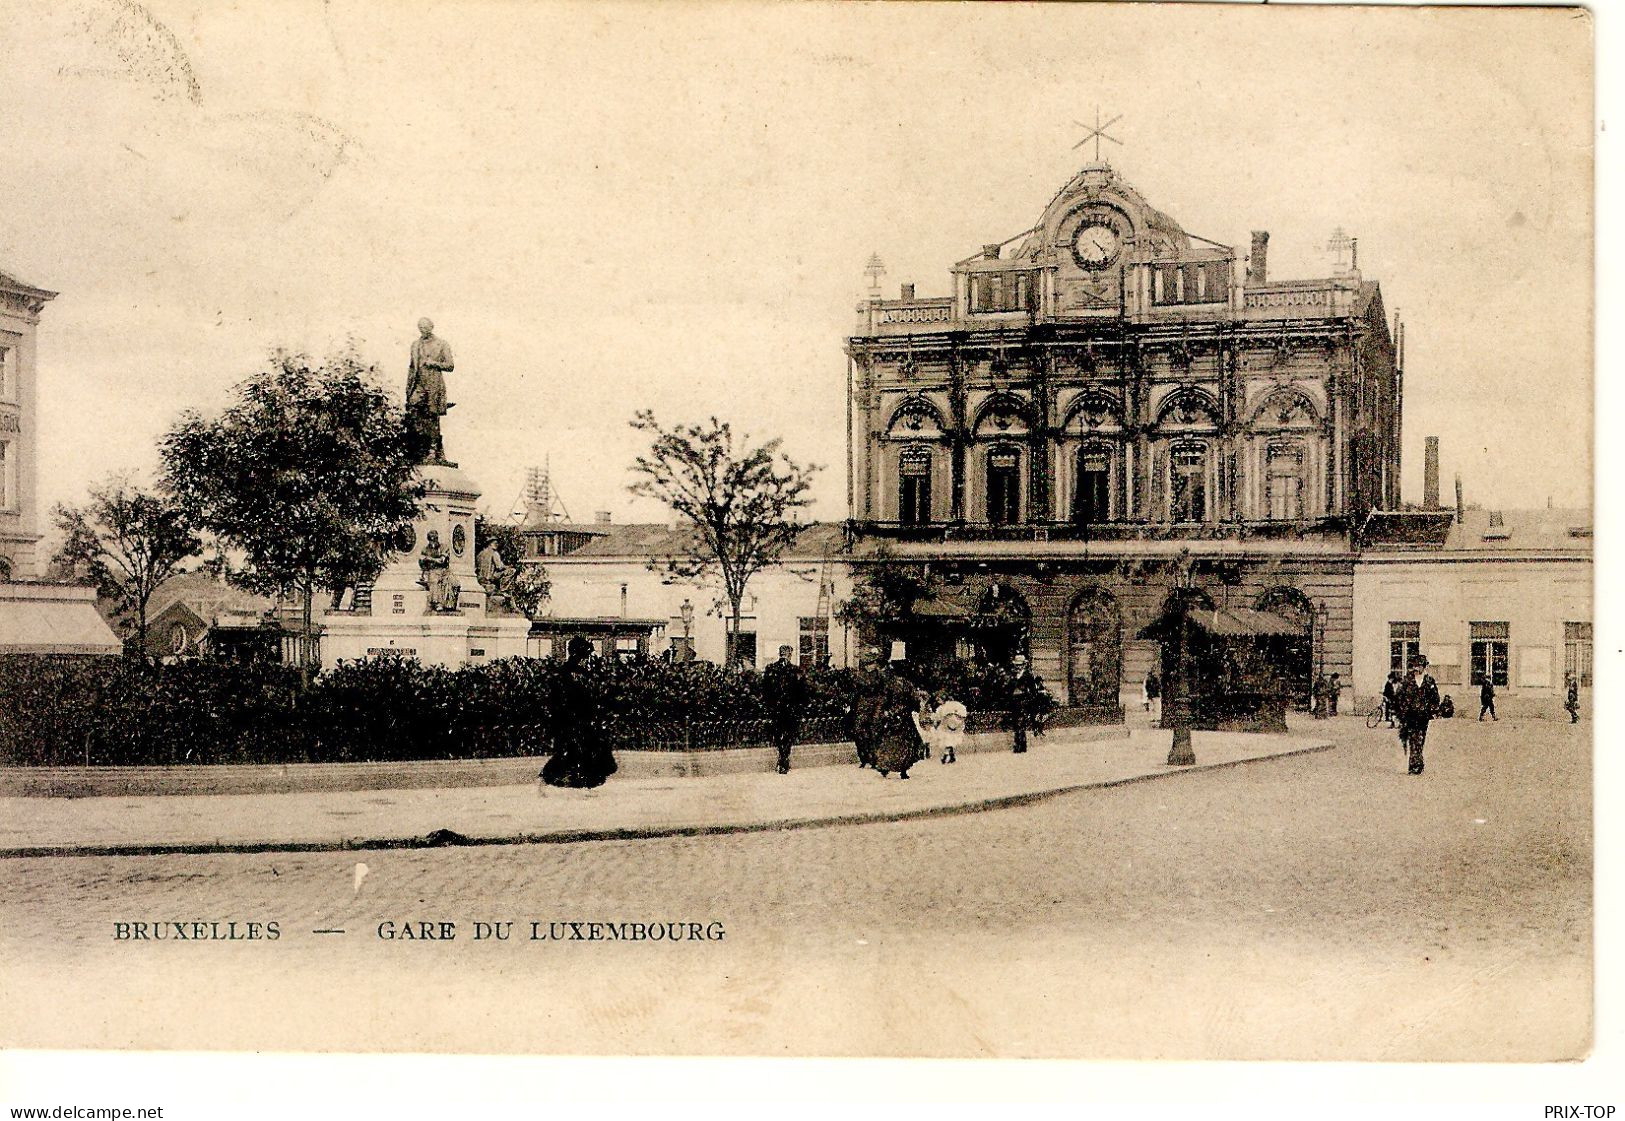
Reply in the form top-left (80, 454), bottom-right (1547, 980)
top-left (868, 662), bottom-right (925, 779)
top-left (541, 637), bottom-right (618, 789)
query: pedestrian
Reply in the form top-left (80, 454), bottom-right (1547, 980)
top-left (1145, 669), bottom-right (1162, 724)
top-left (1395, 654), bottom-right (1441, 776)
top-left (540, 636), bottom-right (618, 790)
top-left (1478, 676), bottom-right (1498, 721)
top-left (762, 643), bottom-right (807, 774)
top-left (1008, 654), bottom-right (1038, 754)
top-left (1382, 670), bottom-right (1400, 727)
top-left (1328, 673), bottom-right (1342, 716)
top-left (849, 645), bottom-right (890, 769)
top-left (1565, 674), bottom-right (1581, 724)
top-left (912, 696), bottom-right (936, 762)
top-left (1311, 673), bottom-right (1329, 719)
top-left (867, 657), bottom-right (925, 779)
top-left (933, 691), bottom-right (967, 764)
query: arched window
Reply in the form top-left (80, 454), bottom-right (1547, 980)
top-left (1073, 444), bottom-right (1111, 525)
top-left (1170, 442), bottom-right (1208, 523)
top-left (898, 445), bottom-right (933, 526)
top-left (986, 445), bottom-right (1022, 525)
top-left (1266, 440), bottom-right (1305, 520)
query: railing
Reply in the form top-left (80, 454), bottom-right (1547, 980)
top-left (1242, 283), bottom-right (1357, 315)
top-left (600, 713), bottom-right (850, 752)
top-left (857, 298), bottom-right (956, 333)
top-left (853, 518), bottom-right (1350, 544)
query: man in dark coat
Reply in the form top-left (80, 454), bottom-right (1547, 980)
top-left (1382, 670), bottom-right (1400, 727)
top-left (541, 637), bottom-right (618, 789)
top-left (1008, 654), bottom-right (1038, 754)
top-left (1565, 674), bottom-right (1581, 723)
top-left (1478, 676), bottom-right (1498, 721)
top-left (762, 644), bottom-right (808, 774)
top-left (1328, 673), bottom-right (1342, 716)
top-left (1394, 655), bottom-right (1441, 776)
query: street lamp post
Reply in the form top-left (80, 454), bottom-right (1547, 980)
top-left (679, 598), bottom-right (694, 660)
top-left (1166, 551), bottom-right (1198, 768)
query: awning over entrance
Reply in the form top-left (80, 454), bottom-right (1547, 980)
top-left (1138, 605), bottom-right (1305, 642)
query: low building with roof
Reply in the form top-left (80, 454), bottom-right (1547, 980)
top-left (1354, 501), bottom-right (1592, 717)
top-left (0, 266), bottom-right (121, 656)
top-left (540, 520), bottom-right (852, 667)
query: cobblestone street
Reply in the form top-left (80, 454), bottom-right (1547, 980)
top-left (0, 715), bottom-right (1590, 1060)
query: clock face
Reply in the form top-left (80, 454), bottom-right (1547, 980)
top-left (1072, 221), bottom-right (1121, 270)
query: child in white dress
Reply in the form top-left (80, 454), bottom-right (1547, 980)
top-left (934, 694), bottom-right (967, 764)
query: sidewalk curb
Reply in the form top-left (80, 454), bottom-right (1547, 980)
top-left (0, 741), bottom-right (1334, 860)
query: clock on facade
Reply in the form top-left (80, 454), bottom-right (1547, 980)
top-left (1072, 221), bottom-right (1121, 271)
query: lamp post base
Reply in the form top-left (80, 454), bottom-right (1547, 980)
top-left (1167, 724), bottom-right (1196, 767)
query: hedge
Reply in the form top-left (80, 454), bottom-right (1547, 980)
top-left (0, 653), bottom-right (1052, 767)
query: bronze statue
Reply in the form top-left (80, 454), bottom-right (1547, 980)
top-left (406, 317), bottom-right (455, 465)
top-left (417, 529), bottom-right (461, 612)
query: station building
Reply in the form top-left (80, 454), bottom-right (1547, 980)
top-left (844, 158), bottom-right (1403, 716)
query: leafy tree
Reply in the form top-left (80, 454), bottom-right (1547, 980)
top-left (50, 476), bottom-right (202, 655)
top-left (627, 411), bottom-right (820, 662)
top-left (473, 513), bottom-right (552, 619)
top-left (160, 348), bottom-right (421, 665)
top-left (834, 544), bottom-right (928, 643)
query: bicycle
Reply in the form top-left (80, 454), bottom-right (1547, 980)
top-left (1366, 701), bottom-right (1391, 729)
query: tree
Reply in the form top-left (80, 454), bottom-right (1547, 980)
top-left (834, 544), bottom-right (928, 644)
top-left (628, 411), bottom-right (820, 663)
top-left (473, 513), bottom-right (552, 619)
top-left (50, 477), bottom-right (202, 655)
top-left (160, 347), bottom-right (421, 666)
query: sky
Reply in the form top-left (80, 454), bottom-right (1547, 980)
top-left (0, 0), bottom-right (1594, 536)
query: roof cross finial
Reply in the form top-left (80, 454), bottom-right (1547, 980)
top-left (1072, 107), bottom-right (1123, 164)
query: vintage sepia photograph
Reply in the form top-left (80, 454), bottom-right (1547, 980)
top-left (0, 0), bottom-right (1604, 1100)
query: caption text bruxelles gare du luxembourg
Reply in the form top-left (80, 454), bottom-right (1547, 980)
top-left (109, 919), bottom-right (729, 943)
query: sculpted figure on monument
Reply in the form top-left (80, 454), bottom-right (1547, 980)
top-left (417, 529), bottom-right (461, 612)
top-left (406, 317), bottom-right (455, 465)
top-left (476, 540), bottom-right (518, 612)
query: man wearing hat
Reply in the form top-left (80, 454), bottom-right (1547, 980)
top-left (1394, 654), bottom-right (1441, 776)
top-left (1008, 653), bottom-right (1039, 754)
top-left (763, 644), bottom-right (807, 774)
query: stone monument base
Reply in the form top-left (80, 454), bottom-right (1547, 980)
top-left (319, 462), bottom-right (532, 671)
top-left (321, 612), bottom-right (531, 669)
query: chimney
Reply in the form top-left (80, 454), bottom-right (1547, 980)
top-left (982, 243), bottom-right (1001, 260)
top-left (1455, 475), bottom-right (1465, 525)
top-left (594, 510), bottom-right (612, 525)
top-left (900, 283), bottom-right (915, 300)
top-left (1247, 231), bottom-right (1270, 285)
top-left (1423, 437), bottom-right (1440, 509)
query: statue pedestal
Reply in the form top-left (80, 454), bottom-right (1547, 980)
top-left (320, 463), bottom-right (531, 669)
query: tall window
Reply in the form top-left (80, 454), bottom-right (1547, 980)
top-left (799, 616), bottom-right (831, 668)
top-left (898, 446), bottom-right (932, 526)
top-left (1266, 441), bottom-right (1305, 520)
top-left (1470, 622), bottom-right (1510, 687)
top-left (1390, 622), bottom-right (1421, 673)
top-left (0, 440), bottom-right (9, 510)
top-left (0, 345), bottom-right (11, 401)
top-left (1565, 622), bottom-right (1593, 687)
top-left (986, 447), bottom-right (1022, 524)
top-left (1170, 443), bottom-right (1207, 523)
top-left (1073, 445), bottom-right (1110, 524)
top-left (971, 272), bottom-right (1033, 313)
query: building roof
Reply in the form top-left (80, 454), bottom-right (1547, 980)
top-left (554, 522), bottom-right (846, 561)
top-left (146, 571), bottom-right (276, 625)
top-left (0, 267), bottom-right (57, 299)
top-left (1362, 507), bottom-right (1591, 557)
